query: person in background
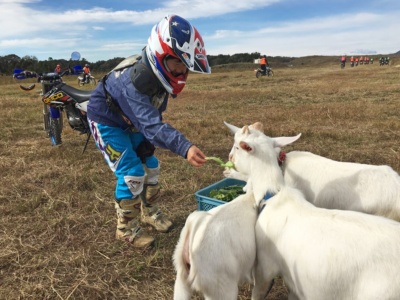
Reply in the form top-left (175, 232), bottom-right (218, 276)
top-left (350, 56), bottom-right (354, 67)
top-left (260, 55), bottom-right (268, 74)
top-left (54, 64), bottom-right (61, 73)
top-left (83, 64), bottom-right (90, 83)
top-left (340, 55), bottom-right (346, 68)
top-left (87, 14), bottom-right (211, 248)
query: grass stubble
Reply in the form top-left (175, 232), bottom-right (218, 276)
top-left (0, 61), bottom-right (399, 299)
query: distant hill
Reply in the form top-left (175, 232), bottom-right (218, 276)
top-left (211, 52), bottom-right (400, 72)
top-left (1, 51), bottom-right (399, 75)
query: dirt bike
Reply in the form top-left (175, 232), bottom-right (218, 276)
top-left (255, 67), bottom-right (274, 78)
top-left (77, 73), bottom-right (96, 86)
top-left (340, 62), bottom-right (345, 69)
top-left (19, 70), bottom-right (93, 150)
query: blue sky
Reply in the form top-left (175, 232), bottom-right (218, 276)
top-left (0, 0), bottom-right (399, 62)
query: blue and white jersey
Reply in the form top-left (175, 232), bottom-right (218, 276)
top-left (87, 64), bottom-right (192, 158)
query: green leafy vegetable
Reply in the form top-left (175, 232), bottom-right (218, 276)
top-left (209, 185), bottom-right (245, 202)
top-left (206, 157), bottom-right (235, 169)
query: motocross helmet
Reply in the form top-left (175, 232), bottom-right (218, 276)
top-left (146, 14), bottom-right (211, 95)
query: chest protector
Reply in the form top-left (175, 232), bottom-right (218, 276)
top-left (103, 48), bottom-right (167, 115)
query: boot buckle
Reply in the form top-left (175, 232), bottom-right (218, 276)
top-left (152, 210), bottom-right (163, 221)
top-left (122, 225), bottom-right (143, 243)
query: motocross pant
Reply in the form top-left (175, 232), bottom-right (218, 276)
top-left (88, 119), bottom-right (159, 201)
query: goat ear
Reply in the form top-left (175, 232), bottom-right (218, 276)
top-left (224, 121), bottom-right (240, 134)
top-left (272, 133), bottom-right (302, 148)
top-left (250, 122), bottom-right (264, 133)
top-left (242, 125), bottom-right (250, 136)
top-left (239, 141), bottom-right (253, 153)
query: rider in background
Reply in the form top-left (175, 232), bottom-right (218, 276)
top-left (260, 55), bottom-right (268, 74)
top-left (340, 55), bottom-right (346, 68)
top-left (87, 14), bottom-right (210, 248)
top-left (83, 64), bottom-right (90, 83)
top-left (350, 56), bottom-right (354, 67)
top-left (54, 64), bottom-right (61, 73)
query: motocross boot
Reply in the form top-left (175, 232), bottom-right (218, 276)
top-left (115, 198), bottom-right (154, 248)
top-left (140, 183), bottom-right (173, 233)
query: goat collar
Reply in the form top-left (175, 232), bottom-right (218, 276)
top-left (257, 151), bottom-right (285, 214)
top-left (258, 192), bottom-right (275, 214)
top-left (278, 150), bottom-right (286, 166)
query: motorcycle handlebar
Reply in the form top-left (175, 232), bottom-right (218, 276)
top-left (37, 69), bottom-right (70, 82)
top-left (18, 69), bottom-right (71, 92)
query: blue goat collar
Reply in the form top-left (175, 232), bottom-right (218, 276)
top-left (263, 192), bottom-right (274, 200)
top-left (258, 192), bottom-right (275, 214)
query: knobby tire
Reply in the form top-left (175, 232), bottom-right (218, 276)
top-left (48, 115), bottom-right (63, 146)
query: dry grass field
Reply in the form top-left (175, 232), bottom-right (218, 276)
top-left (1, 59), bottom-right (399, 300)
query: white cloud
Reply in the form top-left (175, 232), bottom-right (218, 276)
top-left (0, 0), bottom-right (399, 61)
top-left (0, 38), bottom-right (81, 48)
top-left (205, 11), bottom-right (400, 56)
top-left (100, 42), bottom-right (144, 51)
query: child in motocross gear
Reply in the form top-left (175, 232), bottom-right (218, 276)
top-left (87, 14), bottom-right (211, 248)
top-left (83, 64), bottom-right (90, 83)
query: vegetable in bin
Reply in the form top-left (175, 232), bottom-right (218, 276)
top-left (209, 185), bottom-right (245, 202)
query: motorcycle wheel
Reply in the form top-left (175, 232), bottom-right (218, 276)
top-left (89, 77), bottom-right (96, 86)
top-left (45, 106), bottom-right (63, 146)
top-left (268, 70), bottom-right (274, 77)
top-left (43, 104), bottom-right (51, 134)
top-left (48, 117), bottom-right (63, 146)
top-left (78, 78), bottom-right (84, 87)
top-left (256, 71), bottom-right (262, 78)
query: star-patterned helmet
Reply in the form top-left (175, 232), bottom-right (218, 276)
top-left (146, 15), bottom-right (211, 95)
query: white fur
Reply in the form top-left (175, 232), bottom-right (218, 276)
top-left (173, 189), bottom-right (258, 299)
top-left (224, 121), bottom-right (400, 221)
top-left (228, 122), bottom-right (400, 300)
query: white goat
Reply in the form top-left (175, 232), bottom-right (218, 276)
top-left (224, 121), bottom-right (400, 221)
top-left (229, 122), bottom-right (400, 300)
top-left (173, 186), bottom-right (258, 299)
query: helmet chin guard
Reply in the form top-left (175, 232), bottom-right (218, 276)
top-left (146, 15), bottom-right (211, 95)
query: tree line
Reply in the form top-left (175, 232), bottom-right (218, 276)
top-left (0, 52), bottom-right (272, 75)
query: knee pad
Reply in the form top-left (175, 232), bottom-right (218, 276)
top-left (123, 175), bottom-right (145, 198)
top-left (143, 165), bottom-right (160, 185)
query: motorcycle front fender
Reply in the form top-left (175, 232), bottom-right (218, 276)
top-left (49, 106), bottom-right (61, 118)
